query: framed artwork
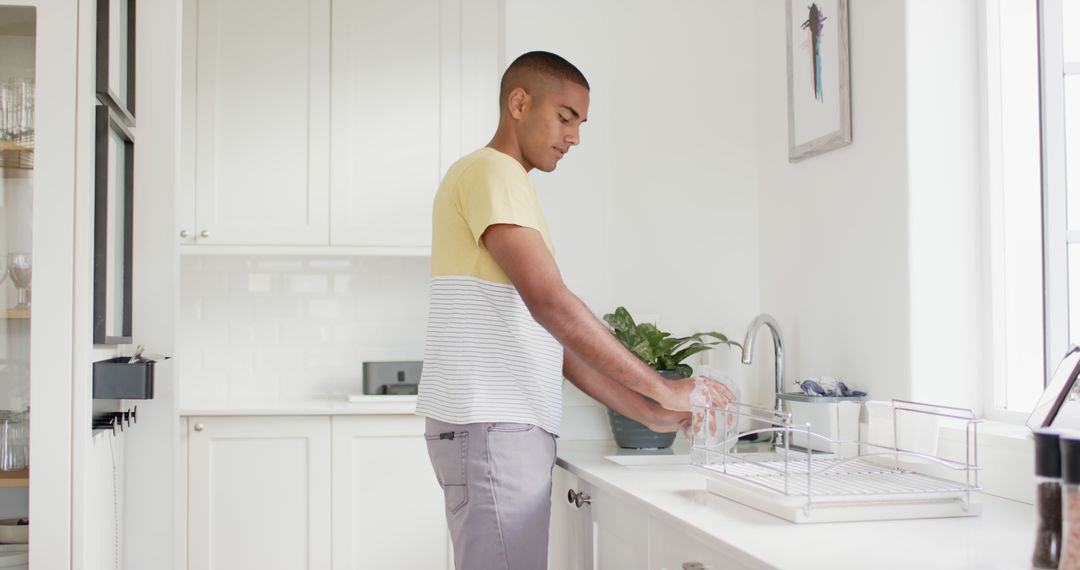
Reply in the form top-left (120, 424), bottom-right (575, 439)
top-left (96, 0), bottom-right (135, 125)
top-left (786, 0), bottom-right (851, 161)
top-left (93, 105), bottom-right (134, 345)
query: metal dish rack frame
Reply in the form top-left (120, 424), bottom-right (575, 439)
top-left (689, 399), bottom-right (982, 521)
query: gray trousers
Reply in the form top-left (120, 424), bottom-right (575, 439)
top-left (424, 418), bottom-right (557, 570)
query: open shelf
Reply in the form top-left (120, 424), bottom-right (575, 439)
top-left (0, 139), bottom-right (33, 170)
top-left (0, 470), bottom-right (28, 488)
top-left (1, 309), bottom-right (29, 320)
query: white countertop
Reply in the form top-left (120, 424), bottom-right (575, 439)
top-left (555, 440), bottom-right (1035, 570)
top-left (178, 395), bottom-right (417, 416)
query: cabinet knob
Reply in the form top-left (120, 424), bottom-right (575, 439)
top-left (179, 229), bottom-right (189, 238)
top-left (199, 230), bottom-right (210, 239)
top-left (682, 563), bottom-right (707, 570)
top-left (193, 423), bottom-right (204, 432)
top-left (568, 489), bottom-right (590, 508)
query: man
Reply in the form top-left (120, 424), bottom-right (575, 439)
top-left (416, 51), bottom-right (732, 570)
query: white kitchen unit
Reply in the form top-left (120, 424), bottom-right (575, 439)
top-left (330, 415), bottom-right (448, 569)
top-left (186, 416), bottom-right (332, 570)
top-left (180, 0), bottom-right (500, 249)
top-left (190, 0), bottom-right (331, 246)
top-left (550, 465), bottom-right (722, 570)
top-left (648, 523), bottom-right (737, 570)
top-left (553, 441), bottom-right (1034, 569)
top-left (549, 465), bottom-right (593, 570)
top-left (184, 408), bottom-right (451, 570)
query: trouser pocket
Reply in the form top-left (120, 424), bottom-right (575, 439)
top-left (425, 429), bottom-right (469, 514)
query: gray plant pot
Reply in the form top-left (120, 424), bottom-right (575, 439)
top-left (607, 370), bottom-right (682, 449)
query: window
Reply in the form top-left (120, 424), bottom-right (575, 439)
top-left (1041, 0), bottom-right (1080, 403)
top-left (984, 0), bottom-right (1080, 416)
top-left (984, 0), bottom-right (1045, 416)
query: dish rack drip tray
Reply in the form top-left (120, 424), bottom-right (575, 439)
top-left (691, 399), bottom-right (982, 523)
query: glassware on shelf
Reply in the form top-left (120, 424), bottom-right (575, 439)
top-left (0, 78), bottom-right (33, 144)
top-left (2, 253), bottom-right (31, 310)
top-left (0, 410), bottom-right (27, 471)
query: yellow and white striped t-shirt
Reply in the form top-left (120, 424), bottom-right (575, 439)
top-left (415, 147), bottom-right (564, 436)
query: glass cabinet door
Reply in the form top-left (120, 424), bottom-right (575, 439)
top-left (0, 5), bottom-right (34, 517)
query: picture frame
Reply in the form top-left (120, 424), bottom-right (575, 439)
top-left (96, 0), bottom-right (135, 126)
top-left (786, 0), bottom-right (851, 162)
top-left (93, 105), bottom-right (134, 345)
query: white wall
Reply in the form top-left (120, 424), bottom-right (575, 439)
top-left (756, 0), bottom-right (988, 412)
top-left (505, 0), bottom-right (762, 410)
top-left (122, 0), bottom-right (182, 568)
top-left (756, 0), bottom-right (914, 403)
top-left (905, 0), bottom-right (986, 409)
top-left (179, 256), bottom-right (430, 404)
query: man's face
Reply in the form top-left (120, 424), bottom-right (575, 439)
top-left (516, 79), bottom-right (589, 172)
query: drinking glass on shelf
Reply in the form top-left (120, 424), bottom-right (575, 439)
top-left (5, 253), bottom-right (31, 309)
top-left (0, 410), bottom-right (27, 471)
top-left (0, 81), bottom-right (11, 141)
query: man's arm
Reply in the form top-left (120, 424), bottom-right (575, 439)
top-left (563, 349), bottom-right (689, 433)
top-left (482, 223), bottom-right (695, 411)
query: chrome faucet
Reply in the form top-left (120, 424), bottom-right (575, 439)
top-left (741, 314), bottom-right (784, 417)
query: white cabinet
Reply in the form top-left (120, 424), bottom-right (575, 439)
top-left (648, 517), bottom-right (738, 570)
top-left (592, 486), bottom-right (649, 570)
top-left (549, 466), bottom-right (594, 570)
top-left (181, 0), bottom-right (500, 248)
top-left (191, 0), bottom-right (331, 245)
top-left (186, 415), bottom-right (451, 570)
top-left (330, 415), bottom-right (449, 570)
top-left (186, 416), bottom-right (332, 570)
top-left (550, 465), bottom-right (740, 570)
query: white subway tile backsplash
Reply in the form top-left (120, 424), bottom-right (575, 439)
top-left (333, 323), bottom-right (383, 345)
top-left (180, 256), bottom-right (429, 405)
top-left (202, 347), bottom-right (254, 374)
top-left (254, 297), bottom-right (305, 320)
top-left (202, 296), bottom-right (255, 322)
top-left (253, 347), bottom-right (303, 373)
top-left (178, 255), bottom-right (607, 441)
top-left (288, 274), bottom-right (329, 294)
top-left (307, 299), bottom-right (342, 320)
top-left (246, 274), bottom-right (276, 294)
top-left (307, 259), bottom-right (354, 271)
top-left (255, 259), bottom-right (304, 272)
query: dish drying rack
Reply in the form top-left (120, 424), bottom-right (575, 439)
top-left (689, 399), bottom-right (982, 523)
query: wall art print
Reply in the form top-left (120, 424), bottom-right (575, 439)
top-left (786, 0), bottom-right (851, 161)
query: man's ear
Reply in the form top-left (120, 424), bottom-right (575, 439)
top-left (507, 87), bottom-right (529, 120)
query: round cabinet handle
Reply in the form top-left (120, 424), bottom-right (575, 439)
top-left (570, 490), bottom-right (596, 507)
top-left (199, 230), bottom-right (210, 239)
top-left (567, 490), bottom-right (576, 505)
top-left (179, 229), bottom-right (189, 238)
top-left (193, 423), bottom-right (204, 432)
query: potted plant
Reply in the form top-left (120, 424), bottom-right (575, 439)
top-left (602, 306), bottom-right (740, 449)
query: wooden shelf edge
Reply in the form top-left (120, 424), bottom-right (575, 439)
top-left (2, 309), bottom-right (30, 320)
top-left (0, 470), bottom-right (28, 488)
top-left (0, 141), bottom-right (33, 153)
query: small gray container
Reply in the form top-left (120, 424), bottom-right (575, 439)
top-left (93, 357), bottom-right (155, 399)
top-left (362, 361), bottom-right (423, 395)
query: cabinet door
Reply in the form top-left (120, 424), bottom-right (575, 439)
top-left (187, 416), bottom-right (332, 570)
top-left (331, 415), bottom-right (450, 570)
top-left (329, 0), bottom-right (500, 247)
top-left (648, 516), bottom-right (743, 570)
top-left (194, 0), bottom-right (330, 245)
top-left (549, 466), bottom-right (594, 570)
top-left (592, 486), bottom-right (649, 570)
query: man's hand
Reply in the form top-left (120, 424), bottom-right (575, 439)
top-left (643, 404), bottom-right (692, 435)
top-left (657, 376), bottom-right (737, 412)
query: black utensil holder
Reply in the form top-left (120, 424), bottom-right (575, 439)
top-left (93, 356), bottom-right (155, 399)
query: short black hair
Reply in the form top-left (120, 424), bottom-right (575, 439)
top-left (499, 51), bottom-right (589, 109)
